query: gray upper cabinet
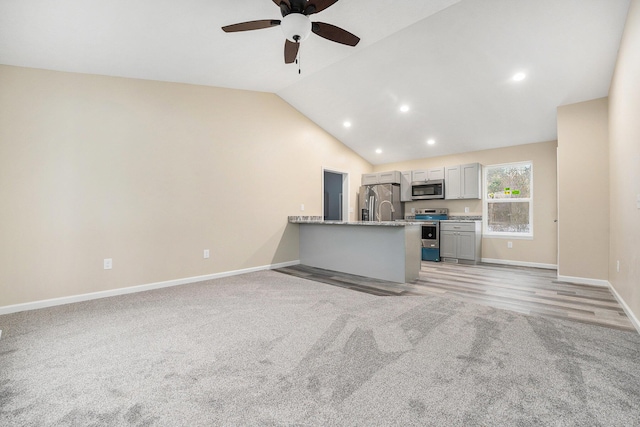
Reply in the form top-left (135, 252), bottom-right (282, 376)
top-left (412, 170), bottom-right (428, 182)
top-left (445, 163), bottom-right (482, 199)
top-left (412, 167), bottom-right (445, 182)
top-left (445, 166), bottom-right (461, 199)
top-left (378, 170), bottom-right (402, 184)
top-left (361, 171), bottom-right (402, 185)
top-left (361, 173), bottom-right (380, 185)
top-left (400, 171), bottom-right (412, 202)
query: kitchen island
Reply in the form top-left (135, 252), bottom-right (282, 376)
top-left (288, 217), bottom-right (422, 283)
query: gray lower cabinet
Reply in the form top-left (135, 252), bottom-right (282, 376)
top-left (440, 221), bottom-right (482, 262)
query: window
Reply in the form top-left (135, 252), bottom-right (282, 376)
top-left (483, 161), bottom-right (533, 238)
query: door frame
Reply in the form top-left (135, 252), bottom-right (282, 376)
top-left (322, 167), bottom-right (349, 221)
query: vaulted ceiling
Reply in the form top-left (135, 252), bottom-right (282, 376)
top-left (0, 0), bottom-right (631, 164)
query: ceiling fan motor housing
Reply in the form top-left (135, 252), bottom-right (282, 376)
top-left (281, 13), bottom-right (311, 42)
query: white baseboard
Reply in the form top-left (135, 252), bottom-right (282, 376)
top-left (556, 275), bottom-right (610, 288)
top-left (481, 258), bottom-right (557, 270)
top-left (607, 282), bottom-right (640, 335)
top-left (0, 260), bottom-right (301, 316)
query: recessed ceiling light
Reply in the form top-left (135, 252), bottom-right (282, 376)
top-left (512, 72), bottom-right (526, 82)
top-left (375, 148), bottom-right (382, 154)
top-left (427, 139), bottom-right (436, 145)
top-left (400, 105), bottom-right (410, 113)
top-left (343, 121), bottom-right (352, 128)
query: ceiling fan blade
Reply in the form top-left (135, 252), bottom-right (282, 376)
top-left (272, 0), bottom-right (291, 7)
top-left (273, 0), bottom-right (292, 16)
top-left (284, 39), bottom-right (299, 64)
top-left (222, 19), bottom-right (281, 33)
top-left (304, 0), bottom-right (340, 15)
top-left (312, 22), bottom-right (360, 46)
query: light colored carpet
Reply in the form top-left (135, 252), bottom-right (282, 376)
top-left (1, 270), bottom-right (639, 426)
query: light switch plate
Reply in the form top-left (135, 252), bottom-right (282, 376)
top-left (104, 258), bottom-right (113, 270)
top-left (204, 249), bottom-right (210, 259)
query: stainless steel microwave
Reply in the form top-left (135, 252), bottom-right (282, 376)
top-left (411, 179), bottom-right (445, 200)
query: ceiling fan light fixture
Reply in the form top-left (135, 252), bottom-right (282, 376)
top-left (222, 1), bottom-right (359, 64)
top-left (281, 13), bottom-right (312, 42)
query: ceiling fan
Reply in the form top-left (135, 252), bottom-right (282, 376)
top-left (222, 0), bottom-right (360, 64)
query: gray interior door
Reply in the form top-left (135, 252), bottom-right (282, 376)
top-left (324, 171), bottom-right (343, 221)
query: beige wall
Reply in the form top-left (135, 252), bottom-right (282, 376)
top-left (557, 98), bottom-right (609, 281)
top-left (374, 141), bottom-right (558, 267)
top-left (0, 65), bottom-right (372, 307)
top-left (609, 0), bottom-right (640, 320)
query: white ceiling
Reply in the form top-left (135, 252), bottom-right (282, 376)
top-left (0, 0), bottom-right (631, 165)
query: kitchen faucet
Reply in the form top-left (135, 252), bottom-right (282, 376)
top-left (376, 200), bottom-right (395, 221)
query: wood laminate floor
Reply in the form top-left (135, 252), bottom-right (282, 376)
top-left (275, 262), bottom-right (636, 332)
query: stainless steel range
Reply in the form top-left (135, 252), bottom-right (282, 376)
top-left (414, 208), bottom-right (449, 262)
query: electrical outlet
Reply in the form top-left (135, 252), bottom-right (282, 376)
top-left (300, 204), bottom-right (305, 211)
top-left (103, 258), bottom-right (112, 270)
top-left (204, 249), bottom-right (210, 259)
top-left (465, 207), bottom-right (470, 213)
top-left (507, 241), bottom-right (513, 249)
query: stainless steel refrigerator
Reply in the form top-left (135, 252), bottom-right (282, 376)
top-left (358, 183), bottom-right (404, 221)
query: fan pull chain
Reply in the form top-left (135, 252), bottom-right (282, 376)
top-left (297, 47), bottom-right (302, 74)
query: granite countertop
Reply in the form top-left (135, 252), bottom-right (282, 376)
top-left (288, 216), bottom-right (423, 227)
top-left (442, 216), bottom-right (482, 222)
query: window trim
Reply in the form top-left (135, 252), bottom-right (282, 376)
top-left (482, 161), bottom-right (534, 238)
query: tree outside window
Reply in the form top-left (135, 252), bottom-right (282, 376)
top-left (483, 161), bottom-right (533, 237)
